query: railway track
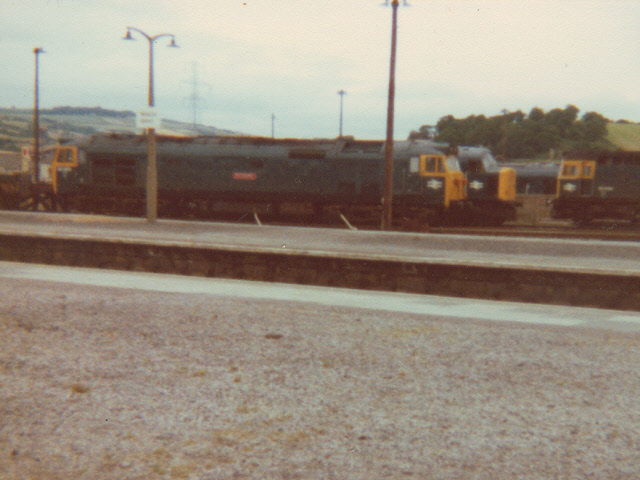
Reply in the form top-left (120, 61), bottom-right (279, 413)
top-left (235, 212), bottom-right (640, 241)
top-left (231, 207), bottom-right (640, 241)
top-left (433, 223), bottom-right (640, 241)
top-left (252, 212), bottom-right (640, 241)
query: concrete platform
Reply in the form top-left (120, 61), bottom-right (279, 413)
top-left (0, 211), bottom-right (639, 310)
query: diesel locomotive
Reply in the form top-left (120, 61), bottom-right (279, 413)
top-left (551, 150), bottom-right (640, 225)
top-left (4, 133), bottom-right (519, 228)
top-left (454, 146), bottom-right (518, 225)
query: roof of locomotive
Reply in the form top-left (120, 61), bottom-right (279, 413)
top-left (73, 133), bottom-right (447, 159)
top-left (562, 150), bottom-right (640, 164)
top-left (456, 146), bottom-right (501, 172)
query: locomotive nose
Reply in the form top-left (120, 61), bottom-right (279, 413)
top-left (453, 178), bottom-right (468, 187)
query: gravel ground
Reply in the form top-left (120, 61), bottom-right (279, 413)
top-left (1, 277), bottom-right (639, 479)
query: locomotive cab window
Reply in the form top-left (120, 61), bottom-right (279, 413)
top-left (428, 156), bottom-right (443, 173)
top-left (561, 163), bottom-right (580, 177)
top-left (53, 146), bottom-right (77, 166)
top-left (420, 155), bottom-right (445, 175)
top-left (409, 156), bottom-right (419, 174)
top-left (446, 156), bottom-right (461, 172)
top-left (582, 163), bottom-right (594, 178)
top-left (465, 159), bottom-right (482, 173)
top-left (418, 155), bottom-right (460, 176)
top-left (560, 160), bottom-right (595, 179)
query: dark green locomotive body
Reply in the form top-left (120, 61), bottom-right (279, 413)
top-left (551, 151), bottom-right (640, 224)
top-left (53, 134), bottom-right (468, 225)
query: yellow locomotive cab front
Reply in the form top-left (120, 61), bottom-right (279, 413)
top-left (556, 159), bottom-right (596, 197)
top-left (50, 146), bottom-right (78, 194)
top-left (419, 154), bottom-right (466, 208)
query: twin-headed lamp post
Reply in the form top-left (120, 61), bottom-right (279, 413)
top-left (120, 10), bottom-right (399, 228)
top-left (123, 27), bottom-right (178, 222)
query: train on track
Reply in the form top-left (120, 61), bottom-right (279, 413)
top-left (551, 150), bottom-right (640, 225)
top-left (0, 133), bottom-right (519, 228)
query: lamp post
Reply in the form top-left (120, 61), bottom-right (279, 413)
top-left (123, 27), bottom-right (178, 222)
top-left (500, 109), bottom-right (509, 161)
top-left (337, 90), bottom-right (346, 138)
top-left (33, 47), bottom-right (44, 185)
top-left (381, 0), bottom-right (406, 230)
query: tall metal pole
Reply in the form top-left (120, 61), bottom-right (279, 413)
top-left (500, 109), bottom-right (509, 161)
top-left (124, 27), bottom-right (178, 223)
top-left (148, 39), bottom-right (155, 107)
top-left (271, 113), bottom-right (275, 138)
top-left (33, 47), bottom-right (44, 185)
top-left (337, 90), bottom-right (346, 138)
top-left (382, 0), bottom-right (400, 230)
top-left (146, 36), bottom-right (157, 223)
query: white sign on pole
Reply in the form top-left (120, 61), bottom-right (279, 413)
top-left (136, 108), bottom-right (160, 130)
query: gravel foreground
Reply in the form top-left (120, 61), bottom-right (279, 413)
top-left (1, 277), bottom-right (639, 480)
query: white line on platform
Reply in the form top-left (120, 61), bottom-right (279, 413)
top-left (1, 261), bottom-right (639, 331)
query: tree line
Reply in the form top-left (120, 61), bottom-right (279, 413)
top-left (46, 106), bottom-right (135, 118)
top-left (412, 105), bottom-right (612, 159)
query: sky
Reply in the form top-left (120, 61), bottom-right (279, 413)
top-left (2, 0), bottom-right (640, 139)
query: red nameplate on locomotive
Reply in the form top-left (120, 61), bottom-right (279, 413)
top-left (232, 172), bottom-right (257, 181)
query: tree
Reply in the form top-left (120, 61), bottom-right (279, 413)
top-left (580, 111), bottom-right (608, 141)
top-left (428, 105), bottom-right (610, 159)
top-left (546, 105), bottom-right (578, 131)
top-left (408, 124), bottom-right (434, 140)
top-left (528, 107), bottom-right (545, 122)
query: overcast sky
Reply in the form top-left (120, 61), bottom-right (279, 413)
top-left (2, 0), bottom-right (639, 139)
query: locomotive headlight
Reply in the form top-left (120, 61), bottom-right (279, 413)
top-left (563, 183), bottom-right (577, 192)
top-left (469, 180), bottom-right (484, 190)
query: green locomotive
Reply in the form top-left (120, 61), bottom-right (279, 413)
top-left (44, 134), bottom-right (517, 227)
top-left (552, 150), bottom-right (640, 225)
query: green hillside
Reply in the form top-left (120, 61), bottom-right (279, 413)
top-left (0, 107), bottom-right (240, 152)
top-left (606, 122), bottom-right (640, 150)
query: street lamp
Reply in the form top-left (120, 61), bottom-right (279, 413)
top-left (381, 0), bottom-right (407, 230)
top-left (123, 27), bottom-right (178, 222)
top-left (33, 47), bottom-right (45, 185)
top-left (337, 90), bottom-right (346, 138)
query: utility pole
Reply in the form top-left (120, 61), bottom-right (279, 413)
top-left (33, 47), bottom-right (44, 185)
top-left (271, 113), bottom-right (275, 138)
top-left (337, 90), bottom-right (346, 138)
top-left (185, 62), bottom-right (212, 133)
top-left (382, 0), bottom-right (407, 230)
top-left (190, 62), bottom-right (200, 130)
top-left (500, 109), bottom-right (509, 161)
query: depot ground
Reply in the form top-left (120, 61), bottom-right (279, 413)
top-left (1, 273), bottom-right (639, 479)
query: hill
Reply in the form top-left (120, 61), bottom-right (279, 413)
top-left (0, 106), bottom-right (241, 152)
top-left (2, 106), bottom-right (639, 154)
top-left (606, 122), bottom-right (640, 150)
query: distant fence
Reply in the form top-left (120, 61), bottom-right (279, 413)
top-left (514, 194), bottom-right (558, 225)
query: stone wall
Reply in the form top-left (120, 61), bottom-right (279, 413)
top-left (1, 233), bottom-right (638, 311)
